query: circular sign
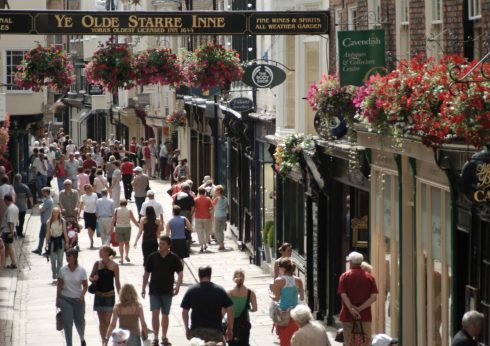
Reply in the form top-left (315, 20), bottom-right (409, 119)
top-left (229, 97), bottom-right (254, 112)
top-left (252, 65), bottom-right (274, 88)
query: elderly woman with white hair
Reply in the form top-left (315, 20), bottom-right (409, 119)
top-left (290, 305), bottom-right (330, 346)
top-left (451, 310), bottom-right (484, 345)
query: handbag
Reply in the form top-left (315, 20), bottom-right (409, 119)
top-left (350, 320), bottom-right (368, 346)
top-left (56, 309), bottom-right (63, 331)
top-left (335, 328), bottom-right (344, 342)
top-left (88, 282), bottom-right (97, 294)
top-left (95, 220), bottom-right (100, 237)
top-left (110, 231), bottom-right (119, 247)
top-left (185, 229), bottom-right (192, 241)
top-left (269, 301), bottom-right (290, 327)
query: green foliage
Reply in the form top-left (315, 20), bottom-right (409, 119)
top-left (262, 220), bottom-right (274, 247)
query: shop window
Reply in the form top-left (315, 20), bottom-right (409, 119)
top-left (282, 179), bottom-right (305, 255)
top-left (416, 180), bottom-right (452, 346)
top-left (4, 50), bottom-right (28, 91)
top-left (371, 169), bottom-right (400, 338)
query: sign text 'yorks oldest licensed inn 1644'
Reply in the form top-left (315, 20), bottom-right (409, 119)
top-left (0, 10), bottom-right (329, 35)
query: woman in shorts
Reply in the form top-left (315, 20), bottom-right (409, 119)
top-left (78, 184), bottom-right (98, 249)
top-left (112, 199), bottom-right (139, 265)
top-left (89, 245), bottom-right (121, 343)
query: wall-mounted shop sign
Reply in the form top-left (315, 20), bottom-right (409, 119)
top-left (461, 148), bottom-right (490, 203)
top-left (229, 97), bottom-right (254, 112)
top-left (338, 29), bottom-right (386, 86)
top-left (242, 64), bottom-right (286, 89)
top-left (88, 84), bottom-right (104, 95)
top-left (0, 10), bottom-right (329, 35)
top-left (176, 85), bottom-right (221, 99)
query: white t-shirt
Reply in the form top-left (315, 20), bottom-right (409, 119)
top-left (140, 199), bottom-right (163, 218)
top-left (93, 175), bottom-right (108, 193)
top-left (59, 265), bottom-right (87, 298)
top-left (81, 193), bottom-right (98, 213)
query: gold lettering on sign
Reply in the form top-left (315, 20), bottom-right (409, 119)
top-left (191, 15), bottom-right (225, 28)
top-left (54, 14), bottom-right (73, 28)
top-left (81, 15), bottom-right (120, 28)
top-left (476, 163), bottom-right (490, 188)
top-left (128, 16), bottom-right (182, 28)
top-left (0, 17), bottom-right (13, 24)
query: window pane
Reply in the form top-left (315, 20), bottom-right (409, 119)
top-left (383, 175), bottom-right (392, 334)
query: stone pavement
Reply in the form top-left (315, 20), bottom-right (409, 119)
top-left (0, 178), bottom-right (341, 346)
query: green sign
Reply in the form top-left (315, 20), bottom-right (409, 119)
top-left (338, 30), bottom-right (386, 86)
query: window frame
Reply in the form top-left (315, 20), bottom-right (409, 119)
top-left (3, 49), bottom-right (31, 93)
top-left (468, 0), bottom-right (482, 20)
top-left (348, 6), bottom-right (357, 31)
top-left (400, 0), bottom-right (409, 25)
top-left (415, 178), bottom-right (452, 346)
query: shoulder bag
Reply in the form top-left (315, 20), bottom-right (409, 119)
top-left (232, 290), bottom-right (252, 340)
top-left (269, 300), bottom-right (290, 327)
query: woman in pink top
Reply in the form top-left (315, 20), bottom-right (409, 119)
top-left (77, 167), bottom-right (90, 194)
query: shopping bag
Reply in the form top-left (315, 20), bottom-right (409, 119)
top-left (56, 309), bottom-right (63, 331)
top-left (350, 320), bottom-right (368, 346)
top-left (95, 221), bottom-right (100, 237)
top-left (110, 232), bottom-right (119, 247)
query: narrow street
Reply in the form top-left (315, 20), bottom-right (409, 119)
top-left (0, 178), bottom-right (339, 346)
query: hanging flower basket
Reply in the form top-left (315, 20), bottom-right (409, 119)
top-left (14, 45), bottom-right (74, 92)
top-left (306, 74), bottom-right (357, 139)
top-left (185, 42), bottom-right (244, 91)
top-left (273, 134), bottom-right (314, 176)
top-left (84, 41), bottom-right (136, 93)
top-left (167, 110), bottom-right (187, 132)
top-left (135, 47), bottom-right (184, 87)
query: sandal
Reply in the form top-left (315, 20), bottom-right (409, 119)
top-left (125, 256), bottom-right (130, 262)
top-left (152, 339), bottom-right (159, 346)
top-left (6, 264), bottom-right (17, 269)
top-left (161, 338), bottom-right (172, 346)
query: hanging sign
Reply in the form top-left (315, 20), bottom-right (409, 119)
top-left (242, 64), bottom-right (286, 89)
top-left (88, 84), bottom-right (104, 95)
top-left (0, 10), bottom-right (329, 35)
top-left (229, 97), bottom-right (254, 112)
top-left (338, 29), bottom-right (387, 86)
top-left (461, 149), bottom-right (490, 203)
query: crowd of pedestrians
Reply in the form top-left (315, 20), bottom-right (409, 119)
top-left (0, 130), bottom-right (407, 346)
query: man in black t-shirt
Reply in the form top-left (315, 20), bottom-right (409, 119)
top-left (181, 265), bottom-right (234, 343)
top-left (142, 236), bottom-right (183, 346)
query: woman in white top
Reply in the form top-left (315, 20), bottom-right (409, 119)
top-left (56, 248), bottom-right (88, 346)
top-left (112, 199), bottom-right (139, 264)
top-left (45, 207), bottom-right (69, 280)
top-left (78, 184), bottom-right (98, 249)
top-left (94, 169), bottom-right (109, 197)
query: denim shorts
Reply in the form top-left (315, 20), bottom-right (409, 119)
top-left (149, 294), bottom-right (172, 315)
top-left (93, 294), bottom-right (115, 312)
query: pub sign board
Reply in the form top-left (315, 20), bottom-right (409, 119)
top-left (461, 148), bottom-right (490, 204)
top-left (88, 84), bottom-right (104, 95)
top-left (242, 64), bottom-right (287, 89)
top-left (0, 10), bottom-right (329, 36)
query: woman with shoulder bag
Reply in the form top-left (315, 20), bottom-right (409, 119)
top-left (104, 283), bottom-right (148, 346)
top-left (56, 249), bottom-right (88, 346)
top-left (45, 207), bottom-right (69, 280)
top-left (227, 269), bottom-right (258, 346)
top-left (270, 258), bottom-right (305, 346)
top-left (89, 245), bottom-right (121, 343)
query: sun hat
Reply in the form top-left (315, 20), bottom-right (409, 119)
top-left (108, 328), bottom-right (130, 345)
top-left (133, 166), bottom-right (143, 173)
